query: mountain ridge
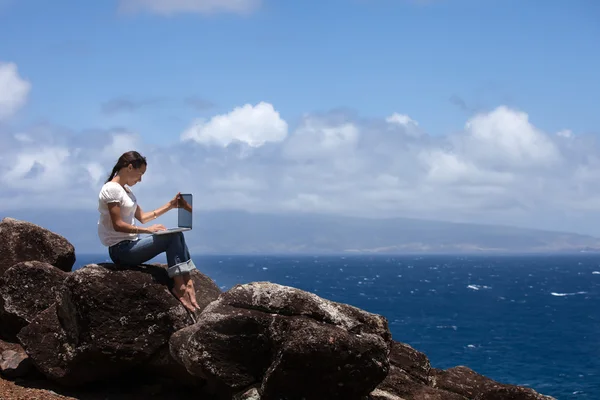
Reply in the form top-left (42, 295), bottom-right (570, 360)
top-left (3, 209), bottom-right (599, 254)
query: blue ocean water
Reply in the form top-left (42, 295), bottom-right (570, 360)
top-left (75, 253), bottom-right (600, 399)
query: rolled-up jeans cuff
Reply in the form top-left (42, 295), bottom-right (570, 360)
top-left (167, 259), bottom-right (196, 277)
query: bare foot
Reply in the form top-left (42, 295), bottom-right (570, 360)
top-left (171, 286), bottom-right (195, 313)
top-left (186, 279), bottom-right (200, 310)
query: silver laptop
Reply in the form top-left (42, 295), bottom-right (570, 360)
top-left (153, 193), bottom-right (193, 235)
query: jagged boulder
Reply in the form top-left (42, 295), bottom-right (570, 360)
top-left (0, 261), bottom-right (68, 341)
top-left (170, 281), bottom-right (392, 400)
top-left (17, 263), bottom-right (220, 386)
top-left (0, 218), bottom-right (75, 277)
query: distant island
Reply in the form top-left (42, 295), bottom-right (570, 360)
top-left (6, 209), bottom-right (600, 255)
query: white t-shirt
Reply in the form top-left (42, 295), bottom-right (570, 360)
top-left (97, 182), bottom-right (139, 247)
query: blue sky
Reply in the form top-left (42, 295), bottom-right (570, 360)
top-left (2, 0), bottom-right (599, 143)
top-left (2, 0), bottom-right (600, 240)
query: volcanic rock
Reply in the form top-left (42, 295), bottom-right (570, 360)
top-left (0, 261), bottom-right (68, 341)
top-left (170, 281), bottom-right (391, 400)
top-left (18, 263), bottom-right (220, 386)
top-left (0, 218), bottom-right (76, 277)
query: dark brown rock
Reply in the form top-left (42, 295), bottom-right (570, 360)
top-left (388, 341), bottom-right (431, 384)
top-left (375, 365), bottom-right (466, 400)
top-left (261, 317), bottom-right (389, 400)
top-left (431, 366), bottom-right (555, 400)
top-left (18, 263), bottom-right (220, 386)
top-left (170, 305), bottom-right (275, 395)
top-left (475, 385), bottom-right (556, 400)
top-left (0, 218), bottom-right (75, 277)
top-left (0, 261), bottom-right (68, 341)
top-left (170, 281), bottom-right (391, 400)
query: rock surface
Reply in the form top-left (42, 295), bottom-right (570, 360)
top-left (0, 218), bottom-right (75, 278)
top-left (0, 261), bottom-right (68, 341)
top-left (0, 218), bottom-right (557, 400)
top-left (18, 263), bottom-right (220, 386)
top-left (373, 342), bottom-right (466, 399)
top-left (0, 340), bottom-right (32, 379)
top-left (170, 281), bottom-right (391, 399)
top-left (431, 366), bottom-right (555, 400)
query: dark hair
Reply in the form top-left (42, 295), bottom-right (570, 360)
top-left (105, 151), bottom-right (147, 183)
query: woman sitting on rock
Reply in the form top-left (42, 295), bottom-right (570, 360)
top-left (97, 150), bottom-right (200, 314)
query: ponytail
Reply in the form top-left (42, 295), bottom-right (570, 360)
top-left (105, 165), bottom-right (120, 183)
top-left (104, 151), bottom-right (147, 183)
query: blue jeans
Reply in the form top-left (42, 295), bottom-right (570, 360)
top-left (108, 232), bottom-right (197, 278)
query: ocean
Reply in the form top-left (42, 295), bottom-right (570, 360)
top-left (74, 253), bottom-right (600, 399)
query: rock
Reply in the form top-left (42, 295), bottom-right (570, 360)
top-left (431, 366), bottom-right (503, 397)
top-left (368, 389), bottom-right (404, 400)
top-left (475, 386), bottom-right (557, 400)
top-left (372, 340), bottom-right (466, 399)
top-left (0, 339), bottom-right (33, 378)
top-left (233, 385), bottom-right (262, 400)
top-left (18, 263), bottom-right (220, 386)
top-left (388, 341), bottom-right (430, 384)
top-left (170, 281), bottom-right (391, 400)
top-left (431, 366), bottom-right (556, 400)
top-left (0, 218), bottom-right (76, 277)
top-left (376, 365), bottom-right (467, 400)
top-left (0, 261), bottom-right (68, 341)
top-left (1, 349), bottom-right (32, 378)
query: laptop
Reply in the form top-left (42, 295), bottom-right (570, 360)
top-left (153, 193), bottom-right (193, 235)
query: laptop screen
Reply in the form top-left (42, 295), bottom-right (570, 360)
top-left (178, 194), bottom-right (193, 228)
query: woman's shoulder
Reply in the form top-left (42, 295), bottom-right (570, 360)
top-left (99, 181), bottom-right (128, 200)
top-left (100, 181), bottom-right (123, 191)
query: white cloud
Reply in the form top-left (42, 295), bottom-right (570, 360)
top-left (556, 129), bottom-right (573, 138)
top-left (459, 106), bottom-right (561, 169)
top-left (386, 113), bottom-right (418, 127)
top-left (283, 118), bottom-right (359, 160)
top-left (1, 146), bottom-right (70, 191)
top-left (5, 99), bottom-right (600, 236)
top-left (0, 62), bottom-right (31, 120)
top-left (118, 0), bottom-right (260, 15)
top-left (181, 102), bottom-right (288, 148)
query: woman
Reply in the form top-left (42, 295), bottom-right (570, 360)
top-left (97, 150), bottom-right (200, 314)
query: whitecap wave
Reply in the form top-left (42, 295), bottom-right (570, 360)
top-left (550, 291), bottom-right (587, 297)
top-left (467, 284), bottom-right (491, 291)
top-left (592, 271), bottom-right (600, 275)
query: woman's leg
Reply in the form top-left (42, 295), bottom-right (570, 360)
top-left (180, 237), bottom-right (200, 309)
top-left (109, 236), bottom-right (172, 266)
top-left (164, 233), bottom-right (199, 312)
top-left (110, 234), bottom-right (197, 312)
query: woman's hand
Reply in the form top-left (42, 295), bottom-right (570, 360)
top-left (169, 192), bottom-right (182, 209)
top-left (147, 224), bottom-right (167, 233)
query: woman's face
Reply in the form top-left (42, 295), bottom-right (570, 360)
top-left (127, 164), bottom-right (146, 186)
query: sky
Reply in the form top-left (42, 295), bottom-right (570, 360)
top-left (1, 0), bottom-right (600, 238)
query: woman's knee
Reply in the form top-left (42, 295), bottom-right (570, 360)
top-left (170, 231), bottom-right (184, 242)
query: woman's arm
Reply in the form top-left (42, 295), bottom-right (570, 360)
top-left (135, 201), bottom-right (174, 224)
top-left (110, 203), bottom-right (165, 234)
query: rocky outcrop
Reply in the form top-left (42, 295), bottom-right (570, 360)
top-left (0, 218), bottom-right (75, 277)
top-left (18, 264), bottom-right (219, 386)
top-left (0, 218), bottom-right (556, 400)
top-left (170, 282), bottom-right (391, 399)
top-left (0, 261), bottom-right (68, 341)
